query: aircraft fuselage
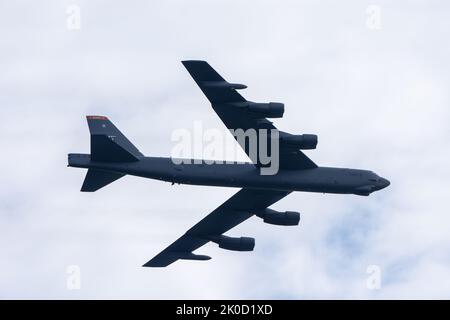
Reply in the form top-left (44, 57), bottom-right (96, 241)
top-left (68, 154), bottom-right (390, 196)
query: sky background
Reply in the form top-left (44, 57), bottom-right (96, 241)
top-left (1, 0), bottom-right (449, 299)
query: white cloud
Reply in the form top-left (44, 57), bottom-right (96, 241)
top-left (0, 0), bottom-right (449, 298)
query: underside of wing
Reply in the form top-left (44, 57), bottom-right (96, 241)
top-left (182, 60), bottom-right (318, 170)
top-left (143, 188), bottom-right (292, 267)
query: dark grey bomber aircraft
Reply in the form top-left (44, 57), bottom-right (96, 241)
top-left (68, 61), bottom-right (390, 267)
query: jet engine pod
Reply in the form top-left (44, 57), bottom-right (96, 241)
top-left (202, 81), bottom-right (247, 90)
top-left (256, 208), bottom-right (300, 226)
top-left (280, 133), bottom-right (318, 149)
top-left (211, 235), bottom-right (255, 251)
top-left (247, 102), bottom-right (284, 118)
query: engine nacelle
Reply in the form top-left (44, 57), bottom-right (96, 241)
top-left (256, 208), bottom-right (300, 226)
top-left (212, 235), bottom-right (255, 251)
top-left (203, 81), bottom-right (247, 90)
top-left (281, 133), bottom-right (318, 150)
top-left (247, 102), bottom-right (284, 118)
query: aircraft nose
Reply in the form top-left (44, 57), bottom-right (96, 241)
top-left (380, 177), bottom-right (390, 189)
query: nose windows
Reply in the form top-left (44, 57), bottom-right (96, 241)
top-left (369, 178), bottom-right (379, 182)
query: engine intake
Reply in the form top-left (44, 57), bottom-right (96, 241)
top-left (210, 235), bottom-right (255, 251)
top-left (280, 133), bottom-right (318, 149)
top-left (256, 208), bottom-right (300, 226)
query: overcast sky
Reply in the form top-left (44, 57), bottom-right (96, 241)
top-left (1, 0), bottom-right (449, 299)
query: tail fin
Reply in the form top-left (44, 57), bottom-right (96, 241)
top-left (81, 169), bottom-right (125, 192)
top-left (76, 116), bottom-right (142, 192)
top-left (87, 116), bottom-right (143, 162)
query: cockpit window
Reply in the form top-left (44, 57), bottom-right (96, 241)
top-left (369, 178), bottom-right (378, 182)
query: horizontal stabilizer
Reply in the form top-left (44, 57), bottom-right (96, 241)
top-left (81, 169), bottom-right (125, 192)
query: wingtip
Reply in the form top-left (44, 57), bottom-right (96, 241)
top-left (142, 263), bottom-right (154, 268)
top-left (142, 261), bottom-right (164, 268)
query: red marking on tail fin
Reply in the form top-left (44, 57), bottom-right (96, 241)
top-left (87, 115), bottom-right (108, 120)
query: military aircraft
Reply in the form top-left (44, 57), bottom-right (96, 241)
top-left (68, 60), bottom-right (390, 267)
